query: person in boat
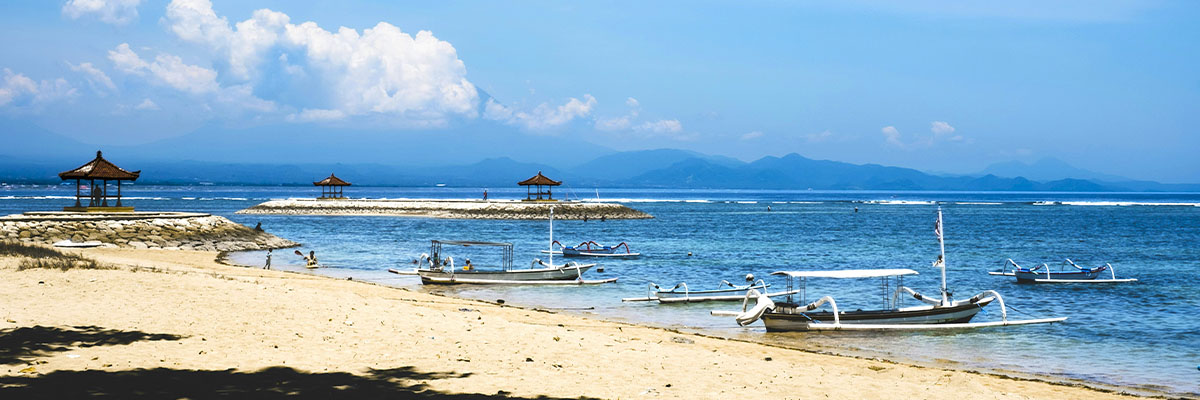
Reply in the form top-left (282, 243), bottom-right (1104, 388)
top-left (306, 250), bottom-right (318, 268)
top-left (463, 258), bottom-right (473, 271)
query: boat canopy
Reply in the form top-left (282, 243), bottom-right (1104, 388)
top-left (432, 240), bottom-right (512, 247)
top-left (771, 269), bottom-right (919, 279)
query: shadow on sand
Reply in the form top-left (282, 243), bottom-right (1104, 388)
top-left (0, 366), bottom-right (598, 399)
top-left (0, 325), bottom-right (184, 365)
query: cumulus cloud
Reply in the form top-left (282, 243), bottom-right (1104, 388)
top-left (882, 126), bottom-right (905, 147)
top-left (134, 98), bottom-right (159, 110)
top-left (67, 62), bottom-right (117, 94)
top-left (487, 95), bottom-right (596, 131)
top-left (107, 43), bottom-right (273, 112)
top-left (63, 0), bottom-right (143, 25)
top-left (162, 0), bottom-right (478, 125)
top-left (740, 131), bottom-right (764, 141)
top-left (0, 69), bottom-right (77, 107)
top-left (625, 97), bottom-right (639, 107)
top-left (930, 121), bottom-right (955, 135)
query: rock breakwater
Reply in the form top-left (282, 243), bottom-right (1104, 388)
top-left (236, 199), bottom-right (653, 220)
top-left (1, 212), bottom-right (297, 251)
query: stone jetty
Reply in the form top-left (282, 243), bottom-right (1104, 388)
top-left (1, 212), bottom-right (297, 251)
top-left (236, 199), bottom-right (653, 220)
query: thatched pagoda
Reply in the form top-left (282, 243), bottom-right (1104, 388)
top-left (58, 150), bottom-right (140, 212)
top-left (314, 173), bottom-right (351, 199)
top-left (518, 171), bottom-right (561, 201)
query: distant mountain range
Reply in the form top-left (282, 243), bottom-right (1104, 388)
top-left (2, 117), bottom-right (1197, 191)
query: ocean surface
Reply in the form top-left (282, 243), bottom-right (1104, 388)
top-left (3, 184), bottom-right (1198, 396)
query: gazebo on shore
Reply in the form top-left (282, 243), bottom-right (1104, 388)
top-left (518, 171), bottom-right (561, 201)
top-left (314, 173), bottom-right (351, 199)
top-left (58, 150), bottom-right (140, 212)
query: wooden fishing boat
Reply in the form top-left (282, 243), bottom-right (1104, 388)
top-left (623, 275), bottom-right (801, 303)
top-left (542, 241), bottom-right (641, 258)
top-left (989, 259), bottom-right (1137, 283)
top-left (713, 208), bottom-right (1067, 331)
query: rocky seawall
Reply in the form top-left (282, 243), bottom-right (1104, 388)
top-left (236, 199), bottom-right (654, 220)
top-left (1, 212), bottom-right (298, 251)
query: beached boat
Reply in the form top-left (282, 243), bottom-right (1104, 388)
top-left (622, 275), bottom-right (802, 303)
top-left (542, 241), bottom-right (641, 258)
top-left (391, 240), bottom-right (612, 284)
top-left (989, 259), bottom-right (1137, 283)
top-left (714, 208), bottom-right (1067, 331)
top-left (390, 208), bottom-right (615, 285)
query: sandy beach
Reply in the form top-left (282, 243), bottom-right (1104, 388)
top-left (236, 198), bottom-right (653, 220)
top-left (0, 247), bottom-right (1144, 399)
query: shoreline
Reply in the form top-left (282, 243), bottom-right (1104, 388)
top-left (0, 247), bottom-right (1161, 399)
top-left (236, 198), bottom-right (654, 220)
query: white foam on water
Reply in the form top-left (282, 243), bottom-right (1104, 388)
top-left (956, 202), bottom-right (1003, 205)
top-left (736, 201), bottom-right (757, 204)
top-left (1058, 201), bottom-right (1200, 207)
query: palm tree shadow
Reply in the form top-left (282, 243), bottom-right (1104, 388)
top-left (0, 325), bottom-right (184, 365)
top-left (0, 366), bottom-right (597, 399)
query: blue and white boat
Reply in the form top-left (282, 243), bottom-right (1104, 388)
top-left (989, 259), bottom-right (1137, 283)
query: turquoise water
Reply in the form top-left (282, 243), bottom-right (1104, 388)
top-left (3, 185), bottom-right (1198, 396)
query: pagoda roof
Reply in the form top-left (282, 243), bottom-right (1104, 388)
top-left (58, 151), bottom-right (140, 181)
top-left (518, 171), bottom-right (561, 186)
top-left (313, 173), bottom-right (352, 186)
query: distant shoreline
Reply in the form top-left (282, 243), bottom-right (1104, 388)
top-left (236, 198), bottom-right (654, 220)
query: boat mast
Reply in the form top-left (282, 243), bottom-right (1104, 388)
top-left (937, 207), bottom-right (948, 305)
top-left (549, 206), bottom-right (554, 267)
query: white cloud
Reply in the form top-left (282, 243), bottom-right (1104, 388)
top-left (805, 130), bottom-right (833, 142)
top-left (931, 121), bottom-right (955, 136)
top-left (882, 126), bottom-right (906, 148)
top-left (108, 43), bottom-right (219, 94)
top-left (107, 43), bottom-right (274, 112)
top-left (634, 119), bottom-right (683, 134)
top-left (67, 62), bottom-right (117, 94)
top-left (487, 95), bottom-right (596, 131)
top-left (625, 97), bottom-right (639, 108)
top-left (287, 108), bottom-right (346, 122)
top-left (0, 69), bottom-right (77, 107)
top-left (595, 115), bottom-right (631, 131)
top-left (134, 98), bottom-right (159, 110)
top-left (741, 131), bottom-right (764, 141)
top-left (163, 0), bottom-right (478, 125)
top-left (63, 0), bottom-right (143, 25)
top-left (883, 122), bottom-right (965, 149)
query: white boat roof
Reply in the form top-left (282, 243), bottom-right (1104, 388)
top-left (771, 269), bottom-right (920, 278)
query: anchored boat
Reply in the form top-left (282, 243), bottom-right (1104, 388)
top-left (713, 207), bottom-right (1067, 331)
top-left (542, 241), bottom-right (641, 258)
top-left (389, 207), bottom-right (615, 285)
top-left (989, 259), bottom-right (1137, 283)
top-left (623, 275), bottom-right (802, 303)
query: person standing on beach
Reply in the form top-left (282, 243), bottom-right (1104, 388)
top-left (264, 249), bottom-right (272, 270)
top-left (483, 189), bottom-right (488, 201)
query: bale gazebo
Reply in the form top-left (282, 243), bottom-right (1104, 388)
top-left (58, 150), bottom-right (140, 212)
top-left (518, 171), bottom-right (561, 201)
top-left (314, 173), bottom-right (351, 199)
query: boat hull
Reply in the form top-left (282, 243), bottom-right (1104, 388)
top-left (417, 264), bottom-right (594, 284)
top-left (1014, 270), bottom-right (1101, 283)
top-left (760, 299), bottom-right (993, 332)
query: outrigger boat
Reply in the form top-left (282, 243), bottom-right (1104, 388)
top-left (542, 241), bottom-right (641, 258)
top-left (989, 259), bottom-right (1137, 283)
top-left (389, 208), bottom-right (616, 285)
top-left (623, 275), bottom-right (802, 303)
top-left (713, 208), bottom-right (1067, 331)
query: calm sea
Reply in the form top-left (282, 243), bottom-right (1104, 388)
top-left (3, 184), bottom-right (1198, 396)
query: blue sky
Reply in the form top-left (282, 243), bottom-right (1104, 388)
top-left (1, 1), bottom-right (1197, 182)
